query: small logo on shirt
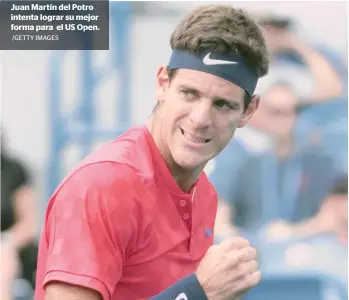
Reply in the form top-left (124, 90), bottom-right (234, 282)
top-left (205, 227), bottom-right (213, 237)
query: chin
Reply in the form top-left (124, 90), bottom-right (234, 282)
top-left (172, 150), bottom-right (207, 170)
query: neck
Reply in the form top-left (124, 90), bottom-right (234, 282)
top-left (146, 115), bottom-right (203, 193)
top-left (274, 135), bottom-right (293, 159)
top-left (174, 168), bottom-right (202, 193)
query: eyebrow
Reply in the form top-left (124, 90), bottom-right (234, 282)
top-left (213, 96), bottom-right (241, 109)
top-left (178, 84), bottom-right (200, 95)
top-left (178, 84), bottom-right (240, 107)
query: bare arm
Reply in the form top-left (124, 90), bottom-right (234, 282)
top-left (290, 37), bottom-right (344, 103)
top-left (214, 199), bottom-right (239, 238)
top-left (5, 185), bottom-right (37, 249)
top-left (45, 283), bottom-right (103, 300)
top-left (1, 243), bottom-right (20, 300)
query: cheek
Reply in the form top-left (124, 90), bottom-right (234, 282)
top-left (340, 202), bottom-right (348, 216)
top-left (166, 97), bottom-right (190, 123)
top-left (215, 118), bottom-right (239, 144)
top-left (162, 103), bottom-right (186, 135)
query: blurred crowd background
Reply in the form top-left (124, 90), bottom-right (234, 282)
top-left (1, 1), bottom-right (348, 300)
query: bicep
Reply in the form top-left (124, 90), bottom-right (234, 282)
top-left (45, 282), bottom-right (103, 300)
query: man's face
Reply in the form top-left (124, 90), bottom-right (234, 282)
top-left (155, 67), bottom-right (258, 170)
top-left (330, 194), bottom-right (348, 231)
top-left (257, 85), bottom-right (296, 138)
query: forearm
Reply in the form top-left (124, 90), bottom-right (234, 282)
top-left (8, 186), bottom-right (37, 249)
top-left (4, 218), bottom-right (36, 249)
top-left (292, 40), bottom-right (343, 102)
top-left (214, 199), bottom-right (239, 239)
top-left (290, 217), bottom-right (326, 237)
top-left (1, 283), bottom-right (12, 300)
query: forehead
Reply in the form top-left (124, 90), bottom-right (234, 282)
top-left (331, 194), bottom-right (348, 201)
top-left (264, 86), bottom-right (296, 100)
top-left (262, 86), bottom-right (297, 108)
top-left (173, 69), bottom-right (245, 101)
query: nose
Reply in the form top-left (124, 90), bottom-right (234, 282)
top-left (188, 99), bottom-right (213, 128)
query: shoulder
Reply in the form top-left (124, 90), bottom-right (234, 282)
top-left (54, 125), bottom-right (154, 198)
top-left (79, 125), bottom-right (155, 183)
top-left (45, 126), bottom-right (160, 228)
top-left (47, 162), bottom-right (147, 224)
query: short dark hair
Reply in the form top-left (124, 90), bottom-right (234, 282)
top-left (170, 5), bottom-right (269, 77)
top-left (331, 174), bottom-right (348, 195)
top-left (167, 5), bottom-right (269, 110)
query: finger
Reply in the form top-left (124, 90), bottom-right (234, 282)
top-left (239, 260), bottom-right (259, 278)
top-left (239, 247), bottom-right (257, 262)
top-left (234, 270), bottom-right (262, 295)
top-left (218, 248), bottom-right (247, 272)
top-left (224, 247), bottom-right (257, 266)
top-left (227, 258), bottom-right (259, 282)
top-left (245, 270), bottom-right (262, 288)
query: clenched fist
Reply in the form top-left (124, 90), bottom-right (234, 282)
top-left (196, 237), bottom-right (261, 300)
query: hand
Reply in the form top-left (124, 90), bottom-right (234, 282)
top-left (262, 26), bottom-right (299, 53)
top-left (195, 237), bottom-right (261, 300)
top-left (263, 220), bottom-right (295, 241)
top-left (314, 199), bottom-right (342, 234)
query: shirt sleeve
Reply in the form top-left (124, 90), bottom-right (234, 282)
top-left (43, 162), bottom-right (139, 300)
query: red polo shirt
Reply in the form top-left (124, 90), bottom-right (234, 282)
top-left (35, 125), bottom-right (218, 300)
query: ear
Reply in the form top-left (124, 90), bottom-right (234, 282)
top-left (156, 65), bottom-right (170, 104)
top-left (237, 95), bottom-right (260, 128)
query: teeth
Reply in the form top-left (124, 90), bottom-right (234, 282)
top-left (182, 130), bottom-right (207, 144)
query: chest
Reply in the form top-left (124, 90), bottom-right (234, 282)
top-left (239, 155), bottom-right (335, 222)
top-left (112, 189), bottom-right (217, 299)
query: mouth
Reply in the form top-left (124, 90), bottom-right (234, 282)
top-left (180, 128), bottom-right (211, 144)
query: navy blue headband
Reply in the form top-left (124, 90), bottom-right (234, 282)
top-left (168, 50), bottom-right (259, 97)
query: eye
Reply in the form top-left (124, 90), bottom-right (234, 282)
top-left (214, 99), bottom-right (235, 110)
top-left (180, 89), bottom-right (197, 100)
top-left (181, 90), bottom-right (193, 96)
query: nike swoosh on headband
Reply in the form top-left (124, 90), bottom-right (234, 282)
top-left (203, 52), bottom-right (239, 65)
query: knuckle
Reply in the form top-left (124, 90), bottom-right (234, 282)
top-left (241, 247), bottom-right (257, 261)
top-left (229, 251), bottom-right (244, 266)
top-left (242, 260), bottom-right (258, 276)
top-left (247, 247), bottom-right (257, 257)
top-left (249, 260), bottom-right (259, 271)
top-left (237, 271), bottom-right (262, 292)
top-left (232, 251), bottom-right (243, 263)
top-left (239, 238), bottom-right (250, 247)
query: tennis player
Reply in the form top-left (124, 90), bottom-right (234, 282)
top-left (35, 4), bottom-right (269, 300)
